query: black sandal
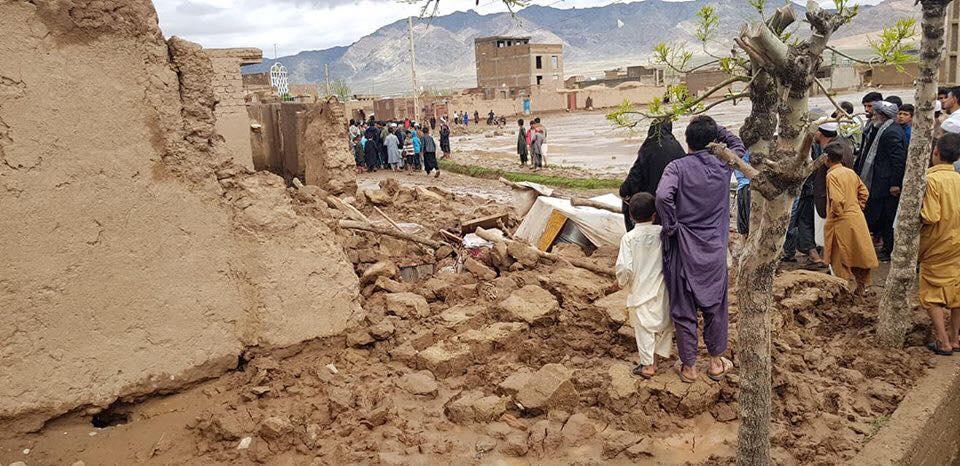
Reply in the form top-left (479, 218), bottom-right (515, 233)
top-left (927, 342), bottom-right (954, 356)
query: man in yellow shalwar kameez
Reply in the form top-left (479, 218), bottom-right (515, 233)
top-left (920, 133), bottom-right (960, 355)
top-left (823, 143), bottom-right (879, 294)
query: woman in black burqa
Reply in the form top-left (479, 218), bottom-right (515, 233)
top-left (618, 119), bottom-right (685, 230)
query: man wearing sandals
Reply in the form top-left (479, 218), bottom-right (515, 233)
top-left (919, 134), bottom-right (960, 355)
top-left (656, 116), bottom-right (739, 382)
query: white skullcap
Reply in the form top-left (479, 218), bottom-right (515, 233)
top-left (818, 122), bottom-right (839, 132)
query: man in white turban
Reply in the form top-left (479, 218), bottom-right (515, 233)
top-left (853, 99), bottom-right (908, 262)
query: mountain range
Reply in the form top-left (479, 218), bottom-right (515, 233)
top-left (242, 0), bottom-right (919, 95)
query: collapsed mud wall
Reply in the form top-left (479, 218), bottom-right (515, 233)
top-left (0, 0), bottom-right (361, 432)
top-left (247, 100), bottom-right (357, 194)
top-left (302, 100), bottom-right (357, 194)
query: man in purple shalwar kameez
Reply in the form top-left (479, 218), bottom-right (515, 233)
top-left (655, 115), bottom-right (744, 382)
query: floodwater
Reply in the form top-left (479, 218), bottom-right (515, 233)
top-left (453, 88), bottom-right (914, 176)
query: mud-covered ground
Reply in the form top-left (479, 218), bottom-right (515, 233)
top-left (0, 175), bottom-right (932, 466)
top-left (448, 88), bottom-right (915, 178)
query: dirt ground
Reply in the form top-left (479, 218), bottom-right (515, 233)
top-left (0, 173), bottom-right (933, 466)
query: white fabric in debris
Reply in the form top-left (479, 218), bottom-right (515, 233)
top-left (515, 193), bottom-right (626, 248)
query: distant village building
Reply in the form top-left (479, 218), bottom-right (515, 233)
top-left (857, 62), bottom-right (921, 88)
top-left (474, 36), bottom-right (564, 98)
top-left (942, 0), bottom-right (960, 85)
top-left (568, 65), bottom-right (664, 89)
top-left (683, 68), bottom-right (745, 97)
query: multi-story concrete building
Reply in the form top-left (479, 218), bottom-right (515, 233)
top-left (474, 36), bottom-right (564, 98)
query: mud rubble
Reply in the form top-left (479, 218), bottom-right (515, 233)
top-left (0, 1), bottom-right (932, 463)
top-left (0, 179), bottom-right (932, 465)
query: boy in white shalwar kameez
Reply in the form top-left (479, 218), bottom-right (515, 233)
top-left (615, 193), bottom-right (674, 378)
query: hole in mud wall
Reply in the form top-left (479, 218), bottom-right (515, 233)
top-left (236, 353), bottom-right (250, 371)
top-left (91, 403), bottom-right (132, 428)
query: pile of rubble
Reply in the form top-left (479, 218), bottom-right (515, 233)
top-left (0, 174), bottom-right (932, 465)
top-left (171, 180), bottom-right (929, 464)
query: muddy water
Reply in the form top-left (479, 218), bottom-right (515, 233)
top-left (453, 89), bottom-right (914, 177)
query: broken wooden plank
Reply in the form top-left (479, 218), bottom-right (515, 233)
top-left (474, 227), bottom-right (614, 277)
top-left (339, 220), bottom-right (443, 249)
top-left (461, 213), bottom-right (511, 234)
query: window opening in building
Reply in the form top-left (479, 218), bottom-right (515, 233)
top-left (536, 75), bottom-right (543, 85)
top-left (535, 56), bottom-right (542, 69)
top-left (552, 56), bottom-right (558, 68)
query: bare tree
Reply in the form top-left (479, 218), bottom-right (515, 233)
top-left (877, 0), bottom-right (951, 347)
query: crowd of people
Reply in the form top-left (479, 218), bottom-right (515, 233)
top-left (349, 116), bottom-right (451, 176)
top-left (616, 91), bottom-right (960, 380)
top-left (348, 109), bottom-right (517, 175)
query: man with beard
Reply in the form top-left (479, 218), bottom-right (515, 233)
top-left (854, 99), bottom-right (907, 262)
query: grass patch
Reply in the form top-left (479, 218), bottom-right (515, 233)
top-left (864, 414), bottom-right (891, 443)
top-left (439, 159), bottom-right (621, 190)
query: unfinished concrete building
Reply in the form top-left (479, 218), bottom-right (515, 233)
top-left (474, 36), bottom-right (564, 98)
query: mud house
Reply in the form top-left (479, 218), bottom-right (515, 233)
top-left (345, 94), bottom-right (376, 121)
top-left (474, 36), bottom-right (564, 99)
top-left (373, 97), bottom-right (418, 121)
top-left (857, 62), bottom-right (920, 88)
top-left (683, 68), bottom-right (747, 97)
top-left (569, 65), bottom-right (665, 89)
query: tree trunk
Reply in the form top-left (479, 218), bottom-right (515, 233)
top-left (877, 0), bottom-right (949, 347)
top-left (736, 192), bottom-right (794, 466)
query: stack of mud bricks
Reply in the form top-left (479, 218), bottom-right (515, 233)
top-left (204, 48), bottom-right (263, 169)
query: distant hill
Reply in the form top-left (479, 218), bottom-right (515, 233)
top-left (243, 0), bottom-right (919, 95)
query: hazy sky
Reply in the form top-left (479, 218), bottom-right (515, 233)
top-left (155, 0), bottom-right (882, 57)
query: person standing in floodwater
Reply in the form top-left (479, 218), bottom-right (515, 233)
top-left (517, 119), bottom-right (529, 167)
top-left (529, 121), bottom-right (545, 170)
top-left (439, 121), bottom-right (451, 159)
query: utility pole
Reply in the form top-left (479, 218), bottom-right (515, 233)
top-left (324, 63), bottom-right (331, 97)
top-left (273, 43), bottom-right (278, 60)
top-left (407, 16), bottom-right (420, 122)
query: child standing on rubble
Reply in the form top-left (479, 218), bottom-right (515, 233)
top-left (615, 193), bottom-right (674, 379)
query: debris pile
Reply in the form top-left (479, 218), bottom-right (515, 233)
top-left (0, 1), bottom-right (932, 463)
top-left (69, 180), bottom-right (920, 465)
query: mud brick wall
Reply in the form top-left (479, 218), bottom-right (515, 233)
top-left (0, 0), bottom-right (360, 433)
top-left (205, 48), bottom-right (263, 169)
